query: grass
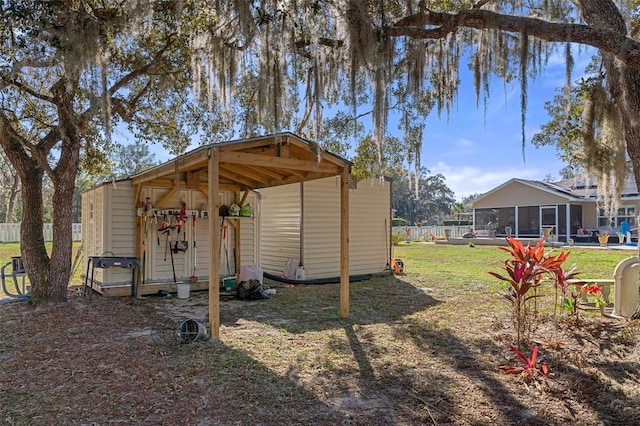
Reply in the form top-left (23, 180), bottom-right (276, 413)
top-left (392, 242), bottom-right (637, 319)
top-left (2, 241), bottom-right (640, 424)
top-left (0, 242), bottom-right (84, 296)
top-left (394, 241), bottom-right (635, 279)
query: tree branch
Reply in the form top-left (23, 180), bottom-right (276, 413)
top-left (0, 110), bottom-right (55, 178)
top-left (81, 34), bottom-right (177, 123)
top-left (391, 9), bottom-right (640, 71)
top-left (1, 76), bottom-right (56, 104)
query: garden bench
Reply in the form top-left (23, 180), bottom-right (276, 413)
top-left (566, 278), bottom-right (614, 304)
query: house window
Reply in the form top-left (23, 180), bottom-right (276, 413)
top-left (597, 205), bottom-right (636, 228)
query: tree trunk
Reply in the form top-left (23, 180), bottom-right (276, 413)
top-left (47, 144), bottom-right (80, 303)
top-left (19, 166), bottom-right (52, 302)
top-left (576, 0), bottom-right (640, 319)
top-left (6, 174), bottom-right (20, 222)
top-left (0, 75), bottom-right (82, 304)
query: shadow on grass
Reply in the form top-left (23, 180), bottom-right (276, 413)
top-left (0, 297), bottom-right (351, 425)
top-left (215, 274), bottom-right (442, 333)
top-left (147, 275), bottom-right (640, 424)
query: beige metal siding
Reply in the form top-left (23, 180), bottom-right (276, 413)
top-left (259, 183), bottom-right (301, 275)
top-left (302, 177), bottom-right (390, 278)
top-left (103, 182), bottom-right (137, 286)
top-left (94, 186), bottom-right (105, 256)
top-left (238, 193), bottom-right (258, 267)
top-left (349, 178), bottom-right (391, 275)
top-left (81, 185), bottom-right (106, 284)
top-left (191, 189), bottom-right (210, 280)
top-left (302, 178), bottom-right (341, 278)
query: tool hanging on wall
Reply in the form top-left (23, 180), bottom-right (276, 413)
top-left (173, 234), bottom-right (188, 253)
top-left (177, 201), bottom-right (186, 234)
top-left (190, 213), bottom-right (197, 283)
top-left (157, 213), bottom-right (177, 282)
top-left (219, 207), bottom-right (228, 275)
top-left (167, 215), bottom-right (177, 283)
top-left (384, 219), bottom-right (392, 273)
top-left (223, 224), bottom-right (231, 276)
top-left (169, 201), bottom-right (189, 253)
top-left (158, 214), bottom-right (168, 248)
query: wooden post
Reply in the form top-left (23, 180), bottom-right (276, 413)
top-left (340, 169), bottom-right (350, 317)
top-left (208, 149), bottom-right (221, 338)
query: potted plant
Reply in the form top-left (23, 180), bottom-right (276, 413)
top-left (598, 231), bottom-right (609, 247)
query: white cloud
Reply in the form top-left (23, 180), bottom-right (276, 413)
top-left (429, 161), bottom-right (545, 201)
top-left (457, 138), bottom-right (475, 149)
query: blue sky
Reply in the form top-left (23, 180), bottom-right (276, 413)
top-left (417, 57), bottom-right (574, 202)
top-left (145, 51), bottom-right (584, 203)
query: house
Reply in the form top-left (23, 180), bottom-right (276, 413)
top-left (81, 133), bottom-right (391, 337)
top-left (471, 176), bottom-right (640, 243)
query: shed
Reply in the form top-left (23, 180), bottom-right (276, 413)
top-left (81, 133), bottom-right (391, 337)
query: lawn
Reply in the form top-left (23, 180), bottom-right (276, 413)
top-left (0, 242), bottom-right (84, 296)
top-left (1, 242), bottom-right (639, 424)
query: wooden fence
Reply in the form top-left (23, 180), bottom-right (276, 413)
top-left (0, 223), bottom-right (82, 243)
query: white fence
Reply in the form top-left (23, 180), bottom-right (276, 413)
top-left (393, 225), bottom-right (471, 241)
top-left (0, 223), bottom-right (82, 243)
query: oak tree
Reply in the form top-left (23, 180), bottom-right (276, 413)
top-left (3, 0), bottom-right (640, 304)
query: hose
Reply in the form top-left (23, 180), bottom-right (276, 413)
top-left (263, 270), bottom-right (371, 285)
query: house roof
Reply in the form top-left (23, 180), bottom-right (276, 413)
top-left (552, 174), bottom-right (640, 199)
top-left (473, 175), bottom-right (640, 207)
top-left (473, 178), bottom-right (584, 205)
top-left (130, 132), bottom-right (352, 193)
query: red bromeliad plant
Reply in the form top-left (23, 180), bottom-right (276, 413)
top-left (498, 343), bottom-right (549, 379)
top-left (489, 237), bottom-right (576, 347)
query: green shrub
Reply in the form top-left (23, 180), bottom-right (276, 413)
top-left (392, 231), bottom-right (408, 245)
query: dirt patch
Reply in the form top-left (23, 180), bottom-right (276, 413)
top-left (1, 274), bottom-right (640, 425)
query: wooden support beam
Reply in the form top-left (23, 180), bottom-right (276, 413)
top-left (219, 151), bottom-right (341, 174)
top-left (134, 184), bottom-right (142, 209)
top-left (221, 163), bottom-right (271, 185)
top-left (266, 171), bottom-right (332, 188)
top-left (340, 168), bottom-right (350, 318)
top-left (279, 141), bottom-right (291, 158)
top-left (249, 166), bottom-right (286, 181)
top-left (208, 149), bottom-right (221, 339)
top-left (239, 190), bottom-right (250, 207)
top-left (219, 165), bottom-right (261, 187)
top-left (155, 187), bottom-right (178, 209)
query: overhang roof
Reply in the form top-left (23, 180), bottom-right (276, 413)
top-left (130, 132), bottom-right (352, 193)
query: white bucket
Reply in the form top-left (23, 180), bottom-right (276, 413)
top-left (177, 283), bottom-right (190, 299)
top-left (295, 266), bottom-right (306, 280)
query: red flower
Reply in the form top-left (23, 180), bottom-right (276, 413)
top-left (583, 284), bottom-right (602, 295)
